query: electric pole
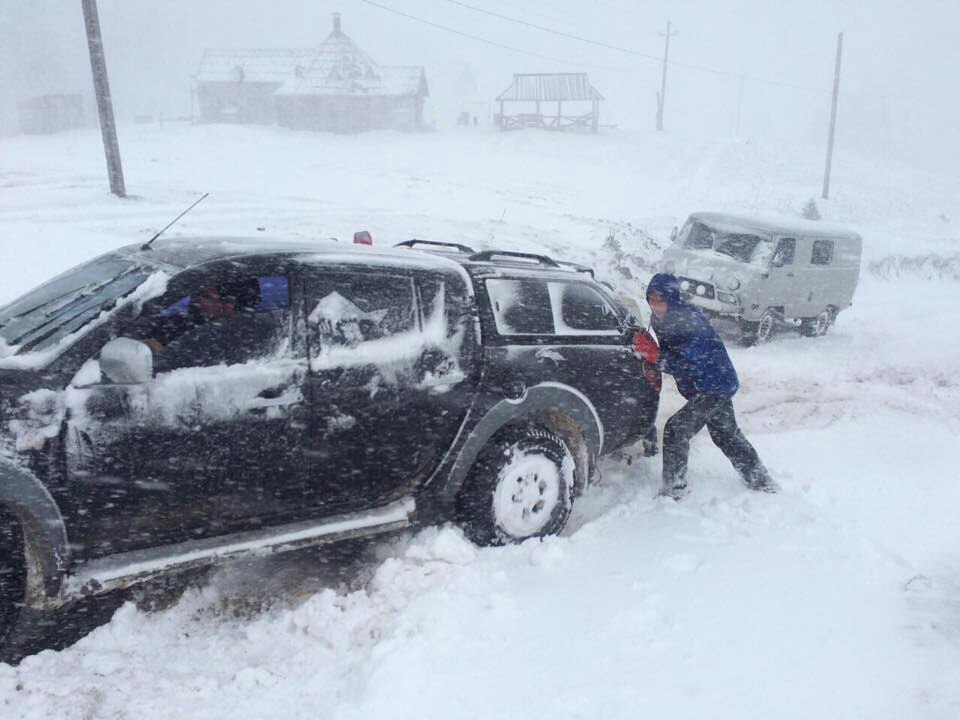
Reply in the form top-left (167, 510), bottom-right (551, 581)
top-left (656, 20), bottom-right (677, 132)
top-left (822, 32), bottom-right (844, 200)
top-left (81, 0), bottom-right (126, 198)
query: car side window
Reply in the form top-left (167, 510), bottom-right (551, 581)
top-left (548, 282), bottom-right (620, 335)
top-left (811, 239), bottom-right (835, 265)
top-left (772, 238), bottom-right (796, 267)
top-left (486, 278), bottom-right (554, 335)
top-left (145, 275), bottom-right (292, 371)
top-left (306, 272), bottom-right (415, 349)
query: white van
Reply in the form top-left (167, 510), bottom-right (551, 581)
top-left (661, 211), bottom-right (862, 345)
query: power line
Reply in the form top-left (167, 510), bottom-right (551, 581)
top-left (436, 0), bottom-right (821, 93)
top-left (356, 0), bottom-right (623, 70)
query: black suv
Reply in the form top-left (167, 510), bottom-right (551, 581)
top-left (0, 237), bottom-right (660, 649)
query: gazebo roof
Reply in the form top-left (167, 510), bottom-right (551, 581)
top-left (497, 73), bottom-right (604, 102)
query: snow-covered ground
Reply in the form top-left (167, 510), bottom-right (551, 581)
top-left (1, 123), bottom-right (959, 719)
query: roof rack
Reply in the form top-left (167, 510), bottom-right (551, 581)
top-left (556, 260), bottom-right (595, 278)
top-left (394, 239), bottom-right (477, 254)
top-left (468, 250), bottom-right (561, 268)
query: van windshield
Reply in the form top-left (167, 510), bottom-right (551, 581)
top-left (0, 254), bottom-right (151, 356)
top-left (680, 220), bottom-right (774, 265)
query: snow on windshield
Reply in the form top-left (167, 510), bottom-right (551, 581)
top-left (680, 221), bottom-right (774, 266)
top-left (0, 270), bottom-right (169, 371)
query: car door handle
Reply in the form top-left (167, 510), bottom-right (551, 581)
top-left (250, 386), bottom-right (303, 414)
top-left (258, 386), bottom-right (287, 400)
top-left (786, 272), bottom-right (795, 277)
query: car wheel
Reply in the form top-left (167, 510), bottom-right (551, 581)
top-left (458, 426), bottom-right (575, 546)
top-left (0, 507), bottom-right (26, 648)
top-left (801, 309), bottom-right (833, 337)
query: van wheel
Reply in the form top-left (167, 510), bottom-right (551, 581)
top-left (740, 310), bottom-right (777, 346)
top-left (457, 426), bottom-right (575, 546)
top-left (0, 507), bottom-right (26, 648)
top-left (801, 309), bottom-right (833, 337)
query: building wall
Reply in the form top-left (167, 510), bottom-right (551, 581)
top-left (276, 94), bottom-right (424, 134)
top-left (18, 94), bottom-right (84, 135)
top-left (196, 82), bottom-right (279, 124)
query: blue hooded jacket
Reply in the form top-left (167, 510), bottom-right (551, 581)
top-left (647, 273), bottom-right (739, 399)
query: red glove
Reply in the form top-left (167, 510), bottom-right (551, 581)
top-left (633, 331), bottom-right (660, 365)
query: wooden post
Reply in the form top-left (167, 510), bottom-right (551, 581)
top-left (81, 0), bottom-right (126, 198)
top-left (822, 32), bottom-right (844, 200)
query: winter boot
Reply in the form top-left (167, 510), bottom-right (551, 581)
top-left (658, 477), bottom-right (690, 501)
top-left (744, 465), bottom-right (778, 494)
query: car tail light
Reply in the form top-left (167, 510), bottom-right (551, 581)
top-left (353, 230), bottom-right (373, 245)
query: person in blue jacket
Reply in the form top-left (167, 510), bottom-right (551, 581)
top-left (633, 273), bottom-right (777, 500)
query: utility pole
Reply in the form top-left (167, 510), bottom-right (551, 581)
top-left (81, 0), bottom-right (126, 198)
top-left (821, 32), bottom-right (844, 200)
top-left (656, 20), bottom-right (677, 132)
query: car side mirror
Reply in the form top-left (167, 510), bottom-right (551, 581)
top-left (670, 226), bottom-right (679, 242)
top-left (100, 337), bottom-right (153, 384)
top-left (770, 252), bottom-right (784, 268)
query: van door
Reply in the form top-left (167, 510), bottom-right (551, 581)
top-left (807, 237), bottom-right (837, 316)
top-left (763, 237), bottom-right (800, 318)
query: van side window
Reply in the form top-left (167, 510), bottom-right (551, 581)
top-left (811, 240), bottom-right (835, 265)
top-left (772, 238), bottom-right (796, 267)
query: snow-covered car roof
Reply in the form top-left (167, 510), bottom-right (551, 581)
top-left (117, 237), bottom-right (470, 278)
top-left (690, 211), bottom-right (862, 241)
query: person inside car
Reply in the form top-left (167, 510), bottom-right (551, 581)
top-left (633, 273), bottom-right (777, 500)
top-left (145, 279), bottom-right (260, 353)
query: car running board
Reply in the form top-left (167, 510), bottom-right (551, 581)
top-left (54, 498), bottom-right (416, 606)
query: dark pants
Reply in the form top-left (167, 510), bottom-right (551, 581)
top-left (662, 394), bottom-right (764, 487)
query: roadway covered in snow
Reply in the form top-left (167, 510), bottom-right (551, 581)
top-left (1, 124), bottom-right (959, 719)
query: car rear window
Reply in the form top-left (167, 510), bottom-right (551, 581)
top-left (486, 278), bottom-right (554, 335)
top-left (549, 282), bottom-right (620, 334)
top-left (485, 278), bottom-right (620, 336)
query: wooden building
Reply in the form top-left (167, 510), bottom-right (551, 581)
top-left (18, 94), bottom-right (84, 135)
top-left (194, 14), bottom-right (428, 133)
top-left (496, 73), bottom-right (603, 133)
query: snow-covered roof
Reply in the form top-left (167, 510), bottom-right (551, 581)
top-left (274, 25), bottom-right (427, 97)
top-left (690, 211), bottom-right (861, 240)
top-left (196, 15), bottom-right (427, 98)
top-left (497, 74), bottom-right (604, 102)
top-left (195, 49), bottom-right (317, 84)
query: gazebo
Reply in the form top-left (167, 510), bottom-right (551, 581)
top-left (495, 73), bottom-right (603, 133)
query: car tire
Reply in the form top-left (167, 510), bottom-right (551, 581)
top-left (801, 309), bottom-right (833, 337)
top-left (457, 425), bottom-right (575, 546)
top-left (0, 507), bottom-right (26, 649)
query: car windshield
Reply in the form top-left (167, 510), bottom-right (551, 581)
top-left (0, 254), bottom-right (151, 355)
top-left (681, 220), bottom-right (773, 265)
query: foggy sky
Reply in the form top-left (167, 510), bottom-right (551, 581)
top-left (1, 0), bottom-right (958, 175)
